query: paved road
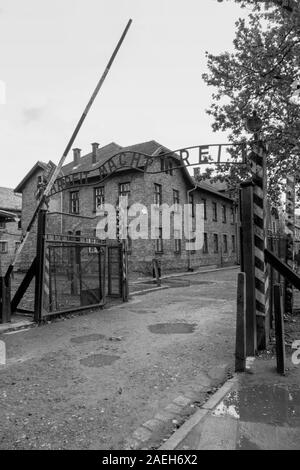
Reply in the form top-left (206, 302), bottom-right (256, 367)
top-left (0, 267), bottom-right (239, 450)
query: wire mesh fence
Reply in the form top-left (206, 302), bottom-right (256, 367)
top-left (44, 236), bottom-right (107, 314)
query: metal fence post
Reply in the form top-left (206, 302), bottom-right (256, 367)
top-left (34, 206), bottom-right (47, 322)
top-left (274, 284), bottom-right (286, 374)
top-left (121, 239), bottom-right (128, 302)
top-left (235, 272), bottom-right (246, 372)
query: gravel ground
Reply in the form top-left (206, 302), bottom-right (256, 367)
top-left (0, 267), bottom-right (238, 450)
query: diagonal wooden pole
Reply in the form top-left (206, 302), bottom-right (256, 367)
top-left (5, 19), bottom-right (132, 282)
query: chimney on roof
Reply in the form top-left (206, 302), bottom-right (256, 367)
top-left (92, 142), bottom-right (99, 164)
top-left (194, 168), bottom-right (200, 178)
top-left (73, 148), bottom-right (81, 166)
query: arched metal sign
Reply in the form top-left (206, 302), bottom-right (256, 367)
top-left (49, 142), bottom-right (249, 195)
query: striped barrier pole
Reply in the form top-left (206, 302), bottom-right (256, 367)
top-left (250, 140), bottom-right (270, 350)
top-left (285, 174), bottom-right (295, 314)
top-left (43, 246), bottom-right (51, 312)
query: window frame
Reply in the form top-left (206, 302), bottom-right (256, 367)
top-left (189, 193), bottom-right (195, 218)
top-left (223, 234), bottom-right (228, 253)
top-left (212, 202), bottom-right (217, 222)
top-left (222, 205), bottom-right (227, 223)
top-left (119, 182), bottom-right (131, 197)
top-left (94, 186), bottom-right (105, 211)
top-left (231, 206), bottom-right (235, 224)
top-left (0, 240), bottom-right (8, 253)
top-left (154, 183), bottom-right (162, 206)
top-left (160, 157), bottom-right (173, 175)
top-left (203, 232), bottom-right (208, 254)
top-left (173, 189), bottom-right (180, 212)
top-left (232, 234), bottom-right (236, 252)
top-left (213, 233), bottom-right (219, 253)
top-left (155, 226), bottom-right (163, 253)
top-left (69, 191), bottom-right (80, 214)
top-left (174, 228), bottom-right (181, 253)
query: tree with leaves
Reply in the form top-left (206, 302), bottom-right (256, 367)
top-left (200, 0), bottom-right (300, 204)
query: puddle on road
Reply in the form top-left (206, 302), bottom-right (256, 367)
top-left (80, 354), bottom-right (120, 367)
top-left (70, 334), bottom-right (106, 344)
top-left (148, 323), bottom-right (197, 334)
top-left (212, 384), bottom-right (300, 427)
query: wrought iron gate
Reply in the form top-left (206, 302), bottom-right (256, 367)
top-left (44, 234), bottom-right (107, 315)
top-left (107, 245), bottom-right (122, 297)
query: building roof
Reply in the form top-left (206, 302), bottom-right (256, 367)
top-left (61, 142), bottom-right (123, 176)
top-left (194, 181), bottom-right (233, 201)
top-left (0, 187), bottom-right (22, 212)
top-left (0, 208), bottom-right (18, 221)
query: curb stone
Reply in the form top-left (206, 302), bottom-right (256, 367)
top-left (159, 375), bottom-right (238, 450)
top-left (124, 374), bottom-right (237, 451)
top-left (0, 321), bottom-right (36, 335)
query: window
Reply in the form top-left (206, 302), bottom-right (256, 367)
top-left (222, 205), bottom-right (227, 223)
top-left (155, 227), bottom-right (163, 253)
top-left (0, 241), bottom-right (8, 253)
top-left (18, 219), bottom-right (22, 230)
top-left (189, 194), bottom-right (195, 218)
top-left (202, 199), bottom-right (207, 220)
top-left (173, 189), bottom-right (179, 205)
top-left (160, 157), bottom-right (173, 175)
top-left (213, 234), bottom-right (219, 253)
top-left (87, 229), bottom-right (98, 254)
top-left (94, 187), bottom-right (105, 210)
top-left (160, 158), bottom-right (164, 173)
top-left (203, 233), bottom-right (208, 254)
top-left (212, 202), bottom-right (217, 221)
top-left (173, 189), bottom-right (180, 211)
top-left (15, 241), bottom-right (21, 252)
top-left (88, 239), bottom-right (98, 254)
top-left (231, 207), bottom-right (235, 224)
top-left (223, 234), bottom-right (228, 253)
top-left (154, 184), bottom-right (162, 206)
top-left (119, 182), bottom-right (130, 197)
top-left (167, 159), bottom-right (173, 176)
top-left (0, 221), bottom-right (6, 229)
top-left (37, 175), bottom-right (47, 186)
top-left (232, 235), bottom-right (236, 252)
top-left (174, 229), bottom-right (181, 253)
top-left (70, 191), bottom-right (79, 214)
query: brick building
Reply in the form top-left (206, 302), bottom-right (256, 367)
top-left (15, 140), bottom-right (238, 276)
top-left (0, 187), bottom-right (22, 275)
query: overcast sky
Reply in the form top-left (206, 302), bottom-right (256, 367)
top-left (0, 0), bottom-right (249, 189)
